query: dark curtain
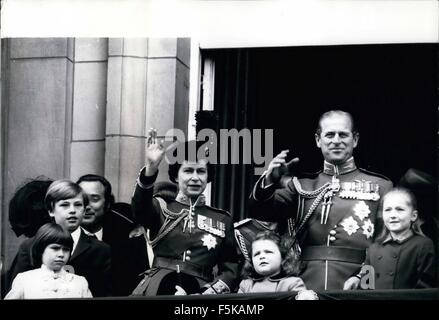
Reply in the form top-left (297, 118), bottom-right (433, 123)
top-left (201, 44), bottom-right (438, 231)
top-left (202, 49), bottom-right (257, 222)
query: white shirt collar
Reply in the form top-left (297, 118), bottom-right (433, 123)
top-left (94, 228), bottom-right (103, 241)
top-left (82, 227), bottom-right (103, 241)
top-left (70, 227), bottom-right (82, 254)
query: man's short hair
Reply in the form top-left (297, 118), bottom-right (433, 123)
top-left (76, 174), bottom-right (115, 210)
top-left (45, 179), bottom-right (88, 212)
top-left (315, 110), bottom-right (358, 137)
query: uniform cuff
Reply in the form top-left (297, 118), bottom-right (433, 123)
top-left (137, 167), bottom-right (158, 189)
top-left (210, 279), bottom-right (230, 294)
top-left (252, 173), bottom-right (275, 201)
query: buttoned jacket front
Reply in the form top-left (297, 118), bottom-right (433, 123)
top-left (132, 170), bottom-right (239, 293)
top-left (250, 158), bottom-right (393, 290)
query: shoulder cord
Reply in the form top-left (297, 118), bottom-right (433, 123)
top-left (234, 229), bottom-right (250, 261)
top-left (147, 197), bottom-right (189, 248)
top-left (291, 177), bottom-right (332, 236)
top-left (292, 177), bottom-right (331, 198)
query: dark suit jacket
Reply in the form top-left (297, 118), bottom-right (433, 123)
top-left (101, 205), bottom-right (149, 296)
top-left (5, 229), bottom-right (112, 297)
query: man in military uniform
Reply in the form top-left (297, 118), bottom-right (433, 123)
top-left (131, 130), bottom-right (238, 295)
top-left (249, 110), bottom-right (393, 291)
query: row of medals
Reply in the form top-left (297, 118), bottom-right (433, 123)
top-left (321, 176), bottom-right (380, 224)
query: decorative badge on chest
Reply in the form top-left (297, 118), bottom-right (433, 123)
top-left (197, 214), bottom-right (226, 238)
top-left (339, 180), bottom-right (380, 201)
top-left (201, 234), bottom-right (217, 250)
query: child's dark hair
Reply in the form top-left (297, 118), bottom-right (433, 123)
top-left (241, 231), bottom-right (301, 279)
top-left (376, 187), bottom-right (425, 243)
top-left (31, 222), bottom-right (74, 267)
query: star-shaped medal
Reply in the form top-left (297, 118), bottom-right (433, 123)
top-left (201, 234), bottom-right (217, 250)
top-left (340, 216), bottom-right (360, 236)
top-left (353, 201), bottom-right (371, 221)
top-left (362, 219), bottom-right (374, 239)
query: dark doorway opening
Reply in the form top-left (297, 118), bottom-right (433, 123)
top-left (201, 44), bottom-right (437, 227)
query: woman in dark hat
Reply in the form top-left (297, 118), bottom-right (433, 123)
top-left (131, 129), bottom-right (238, 296)
top-left (9, 178), bottom-right (54, 238)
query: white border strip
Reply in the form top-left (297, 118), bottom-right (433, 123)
top-left (1, 1), bottom-right (438, 47)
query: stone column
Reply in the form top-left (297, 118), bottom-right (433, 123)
top-left (68, 38), bottom-right (108, 181)
top-left (105, 38), bottom-right (190, 203)
top-left (1, 38), bottom-right (74, 268)
top-left (1, 38), bottom-right (109, 270)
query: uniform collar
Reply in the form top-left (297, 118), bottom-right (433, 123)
top-left (323, 157), bottom-right (357, 176)
top-left (175, 192), bottom-right (206, 207)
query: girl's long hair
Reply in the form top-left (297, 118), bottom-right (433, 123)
top-left (241, 230), bottom-right (301, 279)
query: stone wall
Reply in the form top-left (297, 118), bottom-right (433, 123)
top-left (0, 37), bottom-right (191, 270)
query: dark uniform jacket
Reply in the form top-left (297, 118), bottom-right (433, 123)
top-left (364, 233), bottom-right (436, 289)
top-left (131, 169), bottom-right (239, 294)
top-left (6, 229), bottom-right (112, 297)
top-left (234, 218), bottom-right (278, 262)
top-left (99, 204), bottom-right (150, 296)
top-left (249, 157), bottom-right (393, 290)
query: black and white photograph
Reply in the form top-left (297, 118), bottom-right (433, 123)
top-left (0, 0), bottom-right (437, 312)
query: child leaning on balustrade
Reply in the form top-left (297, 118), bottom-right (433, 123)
top-left (5, 223), bottom-right (92, 299)
top-left (344, 187), bottom-right (436, 290)
top-left (237, 230), bottom-right (318, 299)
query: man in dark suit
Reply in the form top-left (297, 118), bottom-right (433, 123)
top-left (77, 175), bottom-right (149, 296)
top-left (6, 180), bottom-right (111, 297)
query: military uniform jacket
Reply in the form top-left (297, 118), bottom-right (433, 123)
top-left (234, 218), bottom-right (278, 262)
top-left (249, 158), bottom-right (393, 290)
top-left (101, 206), bottom-right (149, 296)
top-left (132, 170), bottom-right (239, 293)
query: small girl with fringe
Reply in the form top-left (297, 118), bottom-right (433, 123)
top-left (5, 223), bottom-right (92, 299)
top-left (238, 230), bottom-right (317, 299)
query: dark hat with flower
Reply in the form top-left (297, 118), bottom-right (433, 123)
top-left (167, 140), bottom-right (215, 184)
